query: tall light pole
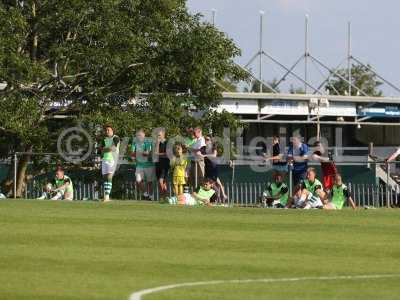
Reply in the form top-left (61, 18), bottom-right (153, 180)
top-left (347, 21), bottom-right (352, 96)
top-left (259, 10), bottom-right (265, 93)
top-left (304, 14), bottom-right (309, 94)
top-left (211, 8), bottom-right (217, 27)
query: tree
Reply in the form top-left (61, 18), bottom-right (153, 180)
top-left (326, 64), bottom-right (383, 96)
top-left (0, 0), bottom-right (247, 196)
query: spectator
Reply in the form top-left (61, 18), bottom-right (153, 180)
top-left (99, 124), bottom-right (120, 202)
top-left (37, 166), bottom-right (74, 201)
top-left (189, 127), bottom-right (206, 187)
top-left (287, 135), bottom-right (309, 186)
top-left (170, 144), bottom-right (188, 197)
top-left (264, 136), bottom-right (287, 173)
top-left (131, 129), bottom-right (155, 200)
top-left (311, 141), bottom-right (337, 192)
top-left (155, 129), bottom-right (170, 198)
top-left (324, 174), bottom-right (356, 210)
top-left (203, 135), bottom-right (227, 200)
top-left (262, 171), bottom-right (289, 208)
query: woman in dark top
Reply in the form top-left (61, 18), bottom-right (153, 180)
top-left (203, 136), bottom-right (227, 201)
top-left (155, 129), bottom-right (170, 198)
top-left (265, 136), bottom-right (287, 173)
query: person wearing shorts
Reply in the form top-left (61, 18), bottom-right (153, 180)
top-left (99, 125), bottom-right (120, 202)
top-left (131, 129), bottom-right (155, 200)
top-left (170, 144), bottom-right (188, 197)
top-left (43, 166), bottom-right (74, 201)
top-left (290, 167), bottom-right (325, 209)
top-left (155, 129), bottom-right (170, 198)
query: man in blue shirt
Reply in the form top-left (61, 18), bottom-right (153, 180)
top-left (287, 135), bottom-right (309, 187)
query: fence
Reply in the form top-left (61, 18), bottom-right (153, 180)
top-left (23, 179), bottom-right (400, 208)
top-left (2, 152), bottom-right (400, 208)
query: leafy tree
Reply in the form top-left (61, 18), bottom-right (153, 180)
top-left (326, 64), bottom-right (383, 96)
top-left (0, 0), bottom-right (247, 196)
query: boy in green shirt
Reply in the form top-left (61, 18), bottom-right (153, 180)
top-left (99, 125), bottom-right (120, 202)
top-left (130, 129), bottom-right (155, 200)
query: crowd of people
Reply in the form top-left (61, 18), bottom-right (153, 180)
top-left (36, 124), bottom-right (363, 209)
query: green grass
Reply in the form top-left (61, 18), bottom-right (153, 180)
top-left (0, 200), bottom-right (399, 300)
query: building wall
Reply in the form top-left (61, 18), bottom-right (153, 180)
top-left (355, 126), bottom-right (400, 146)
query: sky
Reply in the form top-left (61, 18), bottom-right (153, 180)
top-left (186, 0), bottom-right (400, 95)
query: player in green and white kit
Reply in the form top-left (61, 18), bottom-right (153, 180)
top-left (262, 171), bottom-right (289, 208)
top-left (37, 166), bottom-right (74, 201)
top-left (130, 129), bottom-right (155, 200)
top-left (325, 174), bottom-right (357, 210)
top-left (99, 125), bottom-right (120, 202)
top-left (290, 167), bottom-right (325, 209)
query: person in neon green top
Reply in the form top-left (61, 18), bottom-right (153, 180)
top-left (99, 125), bottom-right (120, 202)
top-left (262, 171), bottom-right (289, 208)
top-left (37, 166), bottom-right (74, 201)
top-left (192, 179), bottom-right (216, 206)
top-left (289, 167), bottom-right (326, 209)
top-left (130, 129), bottom-right (155, 200)
top-left (325, 174), bottom-right (357, 210)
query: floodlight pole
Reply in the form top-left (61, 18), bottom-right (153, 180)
top-left (305, 15), bottom-right (309, 94)
top-left (259, 11), bottom-right (265, 93)
top-left (211, 9), bottom-right (216, 26)
top-left (348, 22), bottom-right (352, 96)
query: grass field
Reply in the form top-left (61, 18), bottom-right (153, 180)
top-left (0, 200), bottom-right (399, 300)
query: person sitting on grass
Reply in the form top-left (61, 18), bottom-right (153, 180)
top-left (288, 167), bottom-right (325, 209)
top-left (170, 143), bottom-right (188, 198)
top-left (37, 166), bottom-right (74, 201)
top-left (324, 174), bottom-right (357, 210)
top-left (262, 171), bottom-right (289, 208)
top-left (168, 178), bottom-right (216, 206)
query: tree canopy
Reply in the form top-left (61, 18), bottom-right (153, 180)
top-left (0, 0), bottom-right (247, 195)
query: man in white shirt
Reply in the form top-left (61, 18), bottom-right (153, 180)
top-left (189, 127), bottom-right (206, 187)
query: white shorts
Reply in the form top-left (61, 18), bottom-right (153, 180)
top-left (135, 167), bottom-right (155, 183)
top-left (294, 194), bottom-right (323, 209)
top-left (102, 160), bottom-right (116, 175)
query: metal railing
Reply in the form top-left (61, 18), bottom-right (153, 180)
top-left (23, 180), bottom-right (400, 208)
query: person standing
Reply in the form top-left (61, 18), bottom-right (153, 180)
top-left (287, 135), bottom-right (309, 187)
top-left (170, 144), bottom-right (188, 197)
top-left (264, 136), bottom-right (287, 173)
top-left (189, 127), bottom-right (206, 188)
top-left (311, 141), bottom-right (337, 192)
top-left (203, 135), bottom-right (227, 200)
top-left (99, 125), bottom-right (120, 202)
top-left (155, 129), bottom-right (170, 199)
top-left (131, 129), bottom-right (155, 200)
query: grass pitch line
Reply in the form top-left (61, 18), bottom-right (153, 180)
top-left (129, 274), bottom-right (400, 300)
